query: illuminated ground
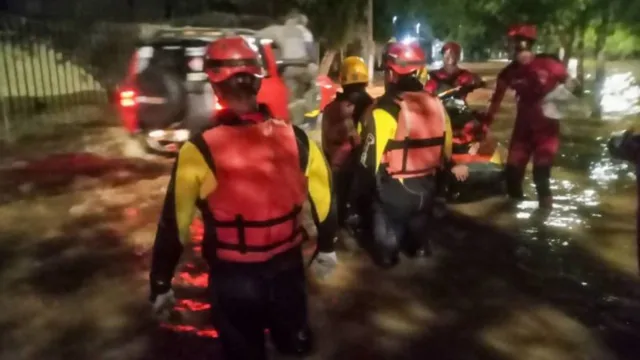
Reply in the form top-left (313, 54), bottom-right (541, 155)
top-left (0, 62), bottom-right (639, 359)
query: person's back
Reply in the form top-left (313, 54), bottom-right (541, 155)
top-left (148, 36), bottom-right (338, 360)
top-left (352, 41), bottom-right (466, 268)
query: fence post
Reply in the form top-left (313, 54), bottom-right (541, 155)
top-left (0, 97), bottom-right (12, 144)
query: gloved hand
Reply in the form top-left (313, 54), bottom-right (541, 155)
top-left (150, 289), bottom-right (176, 321)
top-left (310, 251), bottom-right (338, 280)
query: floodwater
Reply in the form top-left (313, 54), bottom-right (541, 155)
top-left (0, 62), bottom-right (639, 360)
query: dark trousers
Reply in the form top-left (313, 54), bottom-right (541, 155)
top-left (208, 262), bottom-right (313, 360)
top-left (370, 175), bottom-right (436, 268)
top-left (333, 167), bottom-right (354, 228)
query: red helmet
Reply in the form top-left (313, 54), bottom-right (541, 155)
top-left (507, 24), bottom-right (537, 41)
top-left (205, 36), bottom-right (263, 83)
top-left (441, 42), bottom-right (462, 56)
top-left (384, 42), bottom-right (426, 75)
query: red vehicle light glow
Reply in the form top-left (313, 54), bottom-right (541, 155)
top-left (120, 90), bottom-right (136, 107)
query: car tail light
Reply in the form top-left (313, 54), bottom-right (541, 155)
top-left (215, 101), bottom-right (223, 110)
top-left (120, 90), bottom-right (136, 107)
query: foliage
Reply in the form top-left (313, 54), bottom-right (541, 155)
top-left (585, 25), bottom-right (640, 58)
top-left (303, 0), bottom-right (367, 49)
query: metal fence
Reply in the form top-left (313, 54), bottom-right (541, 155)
top-left (0, 14), bottom-right (137, 114)
top-left (0, 11), bottom-right (274, 143)
top-left (0, 13), bottom-right (140, 143)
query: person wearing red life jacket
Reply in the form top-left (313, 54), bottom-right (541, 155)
top-left (148, 36), bottom-right (338, 360)
top-left (321, 56), bottom-right (373, 229)
top-left (425, 41), bottom-right (492, 169)
top-left (481, 24), bottom-right (572, 209)
top-left (349, 41), bottom-right (467, 268)
top-left (425, 41), bottom-right (484, 101)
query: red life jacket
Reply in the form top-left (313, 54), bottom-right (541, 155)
top-left (200, 118), bottom-right (307, 263)
top-left (381, 92), bottom-right (446, 179)
top-left (451, 133), bottom-right (497, 164)
top-left (321, 98), bottom-right (361, 169)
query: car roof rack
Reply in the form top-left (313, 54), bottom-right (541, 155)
top-left (153, 26), bottom-right (257, 40)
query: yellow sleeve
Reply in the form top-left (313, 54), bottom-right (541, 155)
top-left (443, 109), bottom-right (453, 161)
top-left (294, 125), bottom-right (337, 252)
top-left (149, 140), bottom-right (217, 289)
top-left (370, 108), bottom-right (397, 173)
top-left (305, 139), bottom-right (332, 222)
top-left (173, 141), bottom-right (217, 244)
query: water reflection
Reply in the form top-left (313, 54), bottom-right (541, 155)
top-left (600, 73), bottom-right (640, 117)
top-left (568, 59), bottom-right (640, 117)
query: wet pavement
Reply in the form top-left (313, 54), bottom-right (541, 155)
top-left (0, 61), bottom-right (639, 359)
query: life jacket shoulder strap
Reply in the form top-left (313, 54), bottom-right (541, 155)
top-left (190, 132), bottom-right (216, 173)
top-left (387, 91), bottom-right (446, 147)
top-left (293, 125), bottom-right (309, 171)
top-left (374, 93), bottom-right (402, 122)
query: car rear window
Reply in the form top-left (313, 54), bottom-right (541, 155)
top-left (133, 36), bottom-right (270, 83)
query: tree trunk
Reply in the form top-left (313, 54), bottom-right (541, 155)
top-left (592, 7), bottom-right (612, 117)
top-left (366, 0), bottom-right (374, 82)
top-left (319, 49), bottom-right (338, 76)
top-left (126, 0), bottom-right (135, 21)
top-left (575, 15), bottom-right (587, 94)
top-left (558, 24), bottom-right (576, 66)
top-left (163, 0), bottom-right (174, 20)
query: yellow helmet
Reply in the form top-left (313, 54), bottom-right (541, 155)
top-left (339, 56), bottom-right (369, 86)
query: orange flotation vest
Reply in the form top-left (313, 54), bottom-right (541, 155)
top-left (321, 98), bottom-right (361, 169)
top-left (451, 121), bottom-right (495, 164)
top-left (381, 92), bottom-right (446, 179)
top-left (200, 118), bottom-right (307, 263)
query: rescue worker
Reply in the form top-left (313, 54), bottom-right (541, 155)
top-left (281, 11), bottom-right (317, 101)
top-left (350, 41), bottom-right (468, 268)
top-left (148, 36), bottom-right (338, 360)
top-left (607, 129), bottom-right (640, 273)
top-left (481, 24), bottom-right (572, 209)
top-left (425, 42), bottom-right (488, 165)
top-left (321, 56), bottom-right (374, 229)
top-left (424, 41), bottom-right (484, 101)
top-left (256, 10), bottom-right (317, 103)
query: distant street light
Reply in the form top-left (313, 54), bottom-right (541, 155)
top-left (416, 23), bottom-right (421, 34)
top-left (392, 16), bottom-right (397, 24)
